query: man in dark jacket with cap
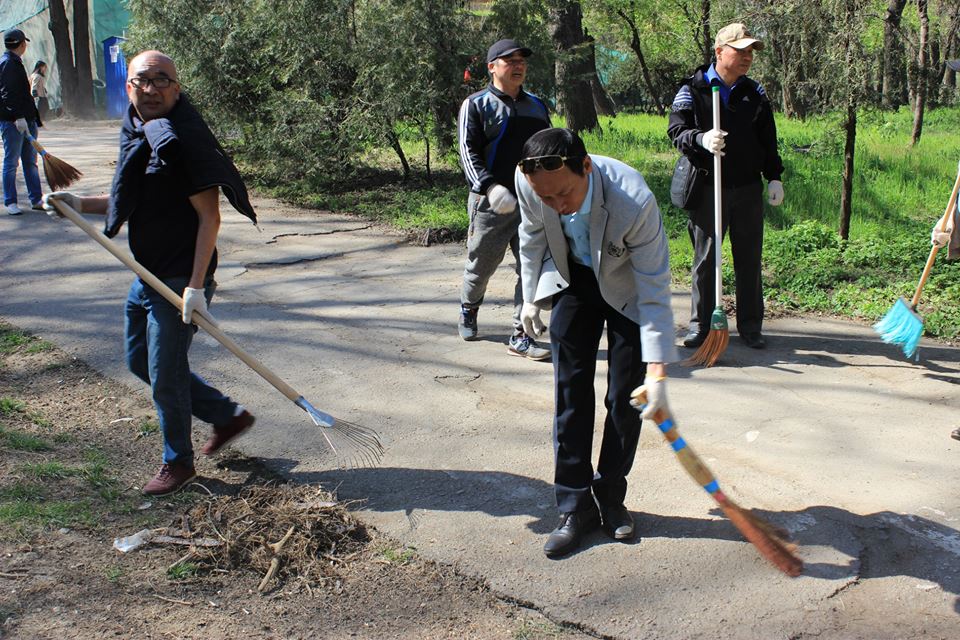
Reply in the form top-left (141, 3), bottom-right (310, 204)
top-left (668, 23), bottom-right (784, 350)
top-left (0, 28), bottom-right (43, 216)
top-left (456, 38), bottom-right (552, 360)
top-left (44, 51), bottom-right (257, 496)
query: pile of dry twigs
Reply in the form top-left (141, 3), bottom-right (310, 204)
top-left (176, 481), bottom-right (370, 592)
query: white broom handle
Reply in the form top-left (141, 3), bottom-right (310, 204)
top-left (51, 199), bottom-right (303, 403)
top-left (911, 166), bottom-right (960, 306)
top-left (712, 85), bottom-right (723, 305)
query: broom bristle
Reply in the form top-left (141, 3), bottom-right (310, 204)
top-left (716, 492), bottom-right (803, 577)
top-left (684, 328), bottom-right (729, 367)
top-left (873, 297), bottom-right (924, 358)
top-left (42, 154), bottom-right (83, 191)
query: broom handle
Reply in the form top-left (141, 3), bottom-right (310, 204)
top-left (711, 85), bottom-right (723, 305)
top-left (910, 165), bottom-right (960, 307)
top-left (23, 131), bottom-right (49, 158)
top-left (51, 199), bottom-right (303, 403)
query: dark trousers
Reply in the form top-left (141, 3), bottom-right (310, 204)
top-left (687, 181), bottom-right (764, 334)
top-left (550, 262), bottom-right (646, 513)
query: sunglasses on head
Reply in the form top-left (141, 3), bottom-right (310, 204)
top-left (518, 155), bottom-right (583, 175)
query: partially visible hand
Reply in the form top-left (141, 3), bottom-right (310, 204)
top-left (767, 180), bottom-right (784, 207)
top-left (700, 129), bottom-right (726, 155)
top-left (520, 302), bottom-right (544, 337)
top-left (932, 226), bottom-right (952, 248)
top-left (629, 377), bottom-right (669, 421)
top-left (486, 184), bottom-right (518, 214)
top-left (14, 118), bottom-right (28, 134)
top-left (182, 287), bottom-right (217, 326)
top-left (42, 192), bottom-right (82, 218)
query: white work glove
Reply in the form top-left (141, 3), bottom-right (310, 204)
top-left (14, 118), bottom-right (28, 134)
top-left (520, 302), bottom-right (544, 337)
top-left (700, 129), bottom-right (726, 155)
top-left (767, 180), bottom-right (784, 207)
top-left (932, 224), bottom-right (952, 248)
top-left (486, 183), bottom-right (518, 214)
top-left (629, 378), bottom-right (669, 421)
top-left (182, 287), bottom-right (217, 326)
top-left (42, 192), bottom-right (82, 218)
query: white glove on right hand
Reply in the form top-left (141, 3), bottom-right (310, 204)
top-left (42, 192), bottom-right (82, 218)
top-left (700, 129), bottom-right (726, 155)
top-left (486, 184), bottom-right (518, 214)
top-left (520, 302), bottom-right (544, 337)
top-left (14, 118), bottom-right (28, 134)
top-left (182, 287), bottom-right (217, 326)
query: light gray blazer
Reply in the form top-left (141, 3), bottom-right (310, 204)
top-left (515, 155), bottom-right (677, 363)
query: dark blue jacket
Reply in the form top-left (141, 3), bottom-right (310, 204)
top-left (0, 50), bottom-right (40, 123)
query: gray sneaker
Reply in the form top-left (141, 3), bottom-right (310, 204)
top-left (508, 333), bottom-right (551, 361)
top-left (458, 305), bottom-right (478, 341)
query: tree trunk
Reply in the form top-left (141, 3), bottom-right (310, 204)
top-left (72, 0), bottom-right (95, 117)
top-left (548, 1), bottom-right (598, 133)
top-left (616, 9), bottom-right (664, 115)
top-left (840, 102), bottom-right (856, 241)
top-left (911, 0), bottom-right (929, 146)
top-left (47, 0), bottom-right (78, 114)
top-left (700, 0), bottom-right (712, 65)
top-left (585, 33), bottom-right (616, 117)
top-left (881, 0), bottom-right (908, 109)
top-left (385, 127), bottom-right (410, 181)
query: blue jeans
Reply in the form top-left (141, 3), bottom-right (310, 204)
top-left (125, 276), bottom-right (237, 465)
top-left (1, 120), bottom-right (42, 207)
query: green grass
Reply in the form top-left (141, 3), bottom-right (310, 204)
top-left (136, 418), bottom-right (160, 438)
top-left (0, 398), bottom-right (25, 415)
top-left (0, 327), bottom-right (52, 354)
top-left (167, 562), bottom-right (200, 580)
top-left (17, 461), bottom-right (78, 480)
top-left (105, 566), bottom-right (124, 583)
top-left (513, 619), bottom-right (566, 640)
top-left (0, 495), bottom-right (95, 528)
top-left (380, 545), bottom-right (416, 565)
top-left (0, 426), bottom-right (53, 452)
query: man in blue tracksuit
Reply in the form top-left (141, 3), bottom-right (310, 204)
top-left (456, 39), bottom-right (552, 360)
top-left (0, 29), bottom-right (43, 216)
top-left (667, 23), bottom-right (784, 350)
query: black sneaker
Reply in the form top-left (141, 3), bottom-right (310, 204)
top-left (682, 330), bottom-right (708, 348)
top-left (458, 305), bottom-right (478, 341)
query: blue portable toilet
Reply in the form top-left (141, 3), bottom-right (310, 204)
top-left (103, 36), bottom-right (127, 118)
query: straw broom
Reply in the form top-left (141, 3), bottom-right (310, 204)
top-left (24, 132), bottom-right (83, 191)
top-left (632, 386), bottom-right (803, 576)
top-left (873, 162), bottom-right (960, 358)
top-left (49, 198), bottom-right (383, 468)
top-left (686, 83), bottom-right (728, 367)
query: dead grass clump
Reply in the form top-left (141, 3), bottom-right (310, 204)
top-left (183, 482), bottom-right (369, 592)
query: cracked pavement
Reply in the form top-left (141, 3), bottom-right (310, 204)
top-left (1, 122), bottom-right (959, 638)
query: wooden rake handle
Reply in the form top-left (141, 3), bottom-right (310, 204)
top-left (911, 164), bottom-right (960, 307)
top-left (51, 199), bottom-right (302, 403)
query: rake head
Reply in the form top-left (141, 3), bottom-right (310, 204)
top-left (294, 396), bottom-right (384, 468)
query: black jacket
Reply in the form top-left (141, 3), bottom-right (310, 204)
top-left (0, 50), bottom-right (40, 124)
top-left (667, 65), bottom-right (782, 187)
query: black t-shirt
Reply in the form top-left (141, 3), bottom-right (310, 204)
top-left (127, 159), bottom-right (217, 281)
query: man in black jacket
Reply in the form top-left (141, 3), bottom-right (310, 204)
top-left (0, 29), bottom-right (42, 216)
top-left (667, 23), bottom-right (784, 350)
top-left (44, 51), bottom-right (257, 496)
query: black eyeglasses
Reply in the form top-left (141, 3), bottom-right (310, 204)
top-left (518, 155), bottom-right (583, 175)
top-left (128, 76), bottom-right (178, 90)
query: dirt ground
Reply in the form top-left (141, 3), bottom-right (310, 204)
top-left (0, 321), bottom-right (590, 640)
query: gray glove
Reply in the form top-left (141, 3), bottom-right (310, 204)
top-left (42, 192), bottom-right (82, 219)
top-left (14, 118), bottom-right (28, 134)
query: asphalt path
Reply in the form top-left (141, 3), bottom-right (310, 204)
top-left (1, 121), bottom-right (958, 638)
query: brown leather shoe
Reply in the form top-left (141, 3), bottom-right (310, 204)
top-left (201, 410), bottom-right (255, 456)
top-left (142, 462), bottom-right (197, 496)
top-left (951, 428), bottom-right (960, 441)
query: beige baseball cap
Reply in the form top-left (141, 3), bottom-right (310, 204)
top-left (715, 23), bottom-right (764, 51)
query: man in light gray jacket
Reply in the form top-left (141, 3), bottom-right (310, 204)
top-left (515, 128), bottom-right (677, 557)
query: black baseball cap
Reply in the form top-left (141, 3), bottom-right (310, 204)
top-left (487, 39), bottom-right (532, 63)
top-left (3, 29), bottom-right (30, 47)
